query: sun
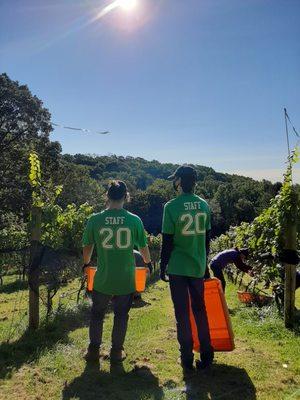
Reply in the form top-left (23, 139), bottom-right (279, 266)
top-left (118, 0), bottom-right (138, 11)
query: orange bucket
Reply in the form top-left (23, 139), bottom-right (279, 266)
top-left (190, 278), bottom-right (235, 352)
top-left (237, 290), bottom-right (256, 304)
top-left (237, 290), bottom-right (272, 306)
top-left (135, 267), bottom-right (147, 292)
top-left (85, 266), bottom-right (97, 292)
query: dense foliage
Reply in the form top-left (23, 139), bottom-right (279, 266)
top-left (0, 213), bottom-right (28, 280)
top-left (0, 73), bottom-right (62, 218)
top-left (210, 150), bottom-right (300, 289)
top-left (41, 203), bottom-right (93, 254)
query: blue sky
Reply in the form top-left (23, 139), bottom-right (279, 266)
top-left (1, 0), bottom-right (299, 182)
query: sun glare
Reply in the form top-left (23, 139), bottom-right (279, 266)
top-left (93, 0), bottom-right (140, 25)
top-left (118, 0), bottom-right (138, 11)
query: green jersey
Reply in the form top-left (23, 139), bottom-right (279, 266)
top-left (162, 193), bottom-right (211, 278)
top-left (82, 209), bottom-right (147, 295)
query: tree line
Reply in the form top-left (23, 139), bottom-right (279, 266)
top-left (0, 72), bottom-right (284, 246)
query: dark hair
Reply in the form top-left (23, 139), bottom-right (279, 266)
top-left (107, 180), bottom-right (128, 201)
top-left (240, 248), bottom-right (249, 258)
top-left (181, 177), bottom-right (196, 193)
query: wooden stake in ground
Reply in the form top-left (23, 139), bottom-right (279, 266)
top-left (284, 189), bottom-right (298, 328)
top-left (28, 206), bottom-right (42, 329)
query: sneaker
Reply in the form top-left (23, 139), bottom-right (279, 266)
top-left (110, 349), bottom-right (127, 363)
top-left (196, 351), bottom-right (214, 370)
top-left (84, 347), bottom-right (100, 363)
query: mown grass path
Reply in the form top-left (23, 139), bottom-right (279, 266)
top-left (0, 277), bottom-right (299, 400)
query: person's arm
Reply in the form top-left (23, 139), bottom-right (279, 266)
top-left (259, 251), bottom-right (299, 265)
top-left (139, 245), bottom-right (151, 264)
top-left (160, 233), bottom-right (174, 281)
top-left (83, 245), bottom-right (94, 264)
top-left (139, 246), bottom-right (153, 273)
top-left (204, 205), bottom-right (212, 279)
top-left (160, 204), bottom-right (175, 282)
top-left (82, 245), bottom-right (94, 274)
top-left (234, 257), bottom-right (252, 273)
top-left (204, 229), bottom-right (211, 279)
top-left (278, 250), bottom-right (299, 265)
top-left (136, 218), bottom-right (153, 273)
top-left (205, 230), bottom-right (211, 257)
top-left (82, 216), bottom-right (95, 274)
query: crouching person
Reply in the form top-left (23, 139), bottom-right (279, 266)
top-left (82, 180), bottom-right (152, 364)
top-left (210, 248), bottom-right (251, 292)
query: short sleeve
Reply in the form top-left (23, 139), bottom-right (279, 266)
top-left (135, 218), bottom-right (148, 249)
top-left (206, 205), bottom-right (211, 231)
top-left (162, 204), bottom-right (175, 234)
top-left (82, 217), bottom-right (95, 246)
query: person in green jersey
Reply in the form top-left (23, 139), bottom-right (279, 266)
top-left (82, 180), bottom-right (152, 364)
top-left (160, 165), bottom-right (214, 372)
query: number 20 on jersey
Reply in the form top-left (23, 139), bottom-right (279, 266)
top-left (180, 212), bottom-right (206, 236)
top-left (100, 227), bottom-right (131, 249)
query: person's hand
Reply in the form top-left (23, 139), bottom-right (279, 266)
top-left (204, 266), bottom-right (211, 280)
top-left (82, 262), bottom-right (92, 275)
top-left (160, 271), bottom-right (169, 282)
top-left (146, 262), bottom-right (153, 275)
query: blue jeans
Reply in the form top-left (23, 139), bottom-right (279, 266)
top-left (89, 290), bottom-right (133, 351)
top-left (210, 261), bottom-right (226, 292)
top-left (169, 274), bottom-right (212, 364)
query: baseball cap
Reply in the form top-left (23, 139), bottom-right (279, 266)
top-left (167, 165), bottom-right (197, 181)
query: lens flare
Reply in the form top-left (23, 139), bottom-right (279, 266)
top-left (95, 0), bottom-right (138, 21)
top-left (118, 0), bottom-right (138, 11)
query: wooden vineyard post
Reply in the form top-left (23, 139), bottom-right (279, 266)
top-left (284, 189), bottom-right (298, 328)
top-left (29, 206), bottom-right (42, 329)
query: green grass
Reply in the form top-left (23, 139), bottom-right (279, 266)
top-left (0, 274), bottom-right (299, 400)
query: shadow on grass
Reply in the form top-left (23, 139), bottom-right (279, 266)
top-left (0, 304), bottom-right (90, 380)
top-left (0, 279), bottom-right (28, 294)
top-left (62, 362), bottom-right (256, 400)
top-left (131, 299), bottom-right (151, 308)
top-left (0, 276), bottom-right (159, 381)
top-left (290, 310), bottom-right (300, 335)
top-left (147, 268), bottom-right (161, 287)
top-left (62, 362), bottom-right (164, 400)
top-left (183, 363), bottom-right (256, 400)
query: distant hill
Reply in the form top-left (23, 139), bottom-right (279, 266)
top-left (62, 154), bottom-right (282, 236)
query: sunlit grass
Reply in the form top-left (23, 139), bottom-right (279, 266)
top-left (0, 275), bottom-right (299, 399)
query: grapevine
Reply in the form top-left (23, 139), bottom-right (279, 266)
top-left (210, 148), bottom-right (299, 289)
